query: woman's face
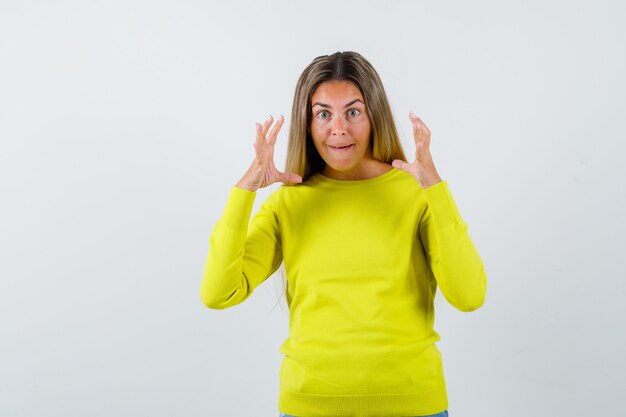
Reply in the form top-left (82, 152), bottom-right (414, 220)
top-left (309, 80), bottom-right (373, 179)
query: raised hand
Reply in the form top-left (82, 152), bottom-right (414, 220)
top-left (236, 115), bottom-right (303, 192)
top-left (392, 112), bottom-right (442, 189)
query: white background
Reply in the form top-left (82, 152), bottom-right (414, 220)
top-left (1, 0), bottom-right (625, 416)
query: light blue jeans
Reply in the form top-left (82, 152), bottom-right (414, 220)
top-left (279, 411), bottom-right (448, 417)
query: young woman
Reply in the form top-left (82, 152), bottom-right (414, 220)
top-left (201, 51), bottom-right (487, 417)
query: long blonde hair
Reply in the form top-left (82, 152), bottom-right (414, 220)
top-left (283, 51), bottom-right (407, 183)
top-left (272, 51), bottom-right (408, 311)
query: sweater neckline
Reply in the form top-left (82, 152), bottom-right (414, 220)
top-left (313, 166), bottom-right (400, 186)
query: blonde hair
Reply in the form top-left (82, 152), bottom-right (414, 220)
top-left (283, 51), bottom-right (407, 183)
top-left (273, 51), bottom-right (408, 311)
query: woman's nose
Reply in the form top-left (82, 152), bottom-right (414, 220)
top-left (331, 117), bottom-right (346, 135)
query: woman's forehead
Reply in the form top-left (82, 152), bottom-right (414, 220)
top-left (311, 80), bottom-right (364, 106)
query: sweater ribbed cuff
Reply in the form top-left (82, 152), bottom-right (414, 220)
top-left (422, 180), bottom-right (466, 229)
top-left (218, 186), bottom-right (257, 230)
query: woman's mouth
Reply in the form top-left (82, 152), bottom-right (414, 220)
top-left (328, 144), bottom-right (354, 152)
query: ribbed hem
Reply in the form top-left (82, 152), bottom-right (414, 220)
top-left (279, 385), bottom-right (448, 417)
top-left (422, 180), bottom-right (466, 230)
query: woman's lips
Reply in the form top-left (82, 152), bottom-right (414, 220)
top-left (328, 144), bottom-right (354, 152)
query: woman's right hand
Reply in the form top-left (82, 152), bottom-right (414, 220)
top-left (235, 115), bottom-right (303, 192)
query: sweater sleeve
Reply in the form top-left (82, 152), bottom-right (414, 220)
top-left (419, 180), bottom-right (487, 312)
top-left (200, 185), bottom-right (283, 310)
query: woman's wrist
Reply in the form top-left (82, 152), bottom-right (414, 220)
top-left (235, 181), bottom-right (259, 192)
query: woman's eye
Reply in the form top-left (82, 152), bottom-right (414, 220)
top-left (318, 111), bottom-right (330, 119)
top-left (348, 109), bottom-right (360, 117)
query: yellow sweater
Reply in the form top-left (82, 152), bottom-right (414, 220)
top-left (201, 167), bottom-right (487, 417)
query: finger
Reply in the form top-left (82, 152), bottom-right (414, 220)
top-left (409, 111), bottom-right (423, 129)
top-left (416, 141), bottom-right (423, 161)
top-left (255, 122), bottom-right (262, 144)
top-left (410, 112), bottom-right (427, 131)
top-left (392, 159), bottom-right (409, 171)
top-left (411, 115), bottom-right (430, 147)
top-left (276, 171), bottom-right (303, 184)
top-left (418, 119), bottom-right (431, 148)
top-left (255, 122), bottom-right (264, 147)
top-left (261, 115), bottom-right (273, 136)
top-left (254, 122), bottom-right (268, 158)
top-left (409, 113), bottom-right (423, 144)
top-left (285, 172), bottom-right (303, 184)
top-left (410, 113), bottom-right (431, 149)
top-left (267, 115), bottom-right (285, 145)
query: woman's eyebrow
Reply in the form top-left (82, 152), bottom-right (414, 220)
top-left (312, 98), bottom-right (365, 109)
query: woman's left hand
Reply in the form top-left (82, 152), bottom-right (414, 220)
top-left (392, 112), bottom-right (443, 189)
